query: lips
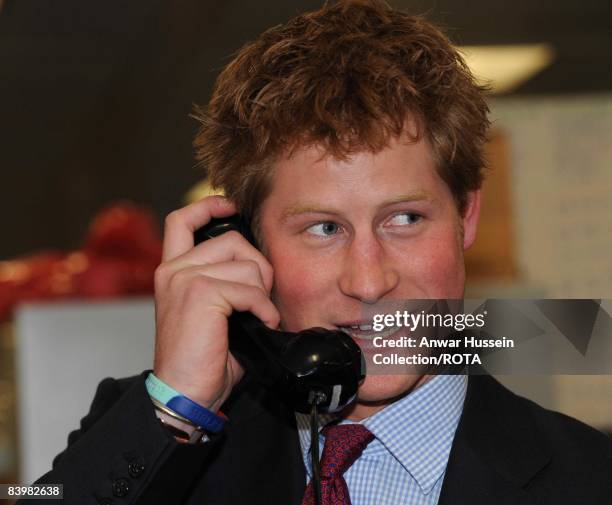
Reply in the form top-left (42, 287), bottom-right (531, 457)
top-left (337, 325), bottom-right (399, 341)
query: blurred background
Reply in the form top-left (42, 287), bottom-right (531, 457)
top-left (1, 0), bottom-right (611, 487)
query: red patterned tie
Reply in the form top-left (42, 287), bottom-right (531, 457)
top-left (301, 424), bottom-right (374, 505)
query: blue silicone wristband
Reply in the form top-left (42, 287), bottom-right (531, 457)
top-left (145, 373), bottom-right (226, 433)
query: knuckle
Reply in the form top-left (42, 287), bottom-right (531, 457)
top-left (261, 260), bottom-right (274, 279)
top-left (164, 210), bottom-right (181, 227)
top-left (248, 284), bottom-right (267, 298)
top-left (166, 268), bottom-right (189, 290)
top-left (165, 270), bottom-right (181, 291)
top-left (243, 259), bottom-right (260, 275)
top-left (224, 229), bottom-right (243, 244)
top-left (154, 263), bottom-right (170, 285)
top-left (184, 274), bottom-right (213, 297)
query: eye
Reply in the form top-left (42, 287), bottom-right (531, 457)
top-left (387, 212), bottom-right (422, 226)
top-left (306, 221), bottom-right (342, 237)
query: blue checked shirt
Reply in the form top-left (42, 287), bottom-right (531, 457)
top-left (296, 374), bottom-right (467, 505)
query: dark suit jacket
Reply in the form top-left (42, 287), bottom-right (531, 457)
top-left (29, 372), bottom-right (612, 505)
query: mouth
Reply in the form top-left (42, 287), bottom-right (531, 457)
top-left (336, 324), bottom-right (400, 341)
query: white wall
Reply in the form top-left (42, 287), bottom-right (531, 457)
top-left (14, 299), bottom-right (155, 485)
top-left (487, 94), bottom-right (612, 430)
top-left (491, 94), bottom-right (612, 298)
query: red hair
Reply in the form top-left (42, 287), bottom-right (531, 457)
top-left (194, 0), bottom-right (490, 233)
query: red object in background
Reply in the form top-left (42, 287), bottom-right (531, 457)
top-left (0, 202), bottom-right (162, 322)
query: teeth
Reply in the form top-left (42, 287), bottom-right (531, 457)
top-left (347, 324), bottom-right (373, 330)
top-left (339, 325), bottom-right (399, 340)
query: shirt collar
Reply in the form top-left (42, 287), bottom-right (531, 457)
top-left (296, 374), bottom-right (467, 495)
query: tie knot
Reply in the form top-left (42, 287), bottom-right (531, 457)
top-left (319, 424), bottom-right (374, 479)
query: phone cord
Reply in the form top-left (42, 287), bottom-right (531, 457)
top-left (310, 399), bottom-right (322, 505)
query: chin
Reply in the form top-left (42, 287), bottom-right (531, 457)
top-left (356, 374), bottom-right (424, 404)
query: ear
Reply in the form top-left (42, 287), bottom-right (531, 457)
top-left (462, 189), bottom-right (481, 250)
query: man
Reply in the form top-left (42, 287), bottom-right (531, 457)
top-left (29, 1), bottom-right (612, 504)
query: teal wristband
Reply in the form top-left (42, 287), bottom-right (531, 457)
top-left (145, 373), bottom-right (226, 433)
top-left (146, 372), bottom-right (184, 404)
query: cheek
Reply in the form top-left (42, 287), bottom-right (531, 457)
top-left (269, 249), bottom-right (334, 329)
top-left (396, 230), bottom-right (465, 298)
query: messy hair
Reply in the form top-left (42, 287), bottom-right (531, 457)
top-left (194, 0), bottom-right (490, 236)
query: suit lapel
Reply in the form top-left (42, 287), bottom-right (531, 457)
top-left (438, 374), bottom-right (550, 505)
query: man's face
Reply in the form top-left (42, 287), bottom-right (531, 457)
top-left (258, 130), bottom-right (480, 418)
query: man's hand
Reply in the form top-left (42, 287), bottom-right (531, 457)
top-left (153, 196), bottom-right (280, 412)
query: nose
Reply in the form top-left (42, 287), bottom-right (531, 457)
top-left (337, 233), bottom-right (399, 304)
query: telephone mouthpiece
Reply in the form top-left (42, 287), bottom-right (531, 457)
top-left (228, 312), bottom-right (365, 414)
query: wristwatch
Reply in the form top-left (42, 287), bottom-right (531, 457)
top-left (152, 400), bottom-right (210, 444)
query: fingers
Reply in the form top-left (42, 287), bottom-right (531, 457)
top-left (166, 260), bottom-right (268, 294)
top-left (202, 277), bottom-right (281, 330)
top-left (158, 230), bottom-right (274, 293)
top-left (169, 273), bottom-right (281, 330)
top-left (162, 195), bottom-right (236, 262)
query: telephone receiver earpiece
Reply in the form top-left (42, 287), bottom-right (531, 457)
top-left (195, 215), bottom-right (365, 414)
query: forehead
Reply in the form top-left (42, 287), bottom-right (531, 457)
top-left (260, 133), bottom-right (453, 217)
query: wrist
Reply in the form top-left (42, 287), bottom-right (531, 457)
top-left (152, 369), bottom-right (222, 410)
top-left (153, 407), bottom-right (209, 444)
top-left (145, 372), bottom-right (227, 434)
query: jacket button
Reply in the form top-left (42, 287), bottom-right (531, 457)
top-left (128, 461), bottom-right (145, 478)
top-left (98, 499), bottom-right (113, 505)
top-left (111, 478), bottom-right (130, 497)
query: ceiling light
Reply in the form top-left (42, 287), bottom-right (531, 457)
top-left (458, 43), bottom-right (555, 94)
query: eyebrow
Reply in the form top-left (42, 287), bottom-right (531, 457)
top-left (279, 192), bottom-right (435, 222)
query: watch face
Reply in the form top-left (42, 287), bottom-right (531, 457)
top-left (153, 406), bottom-right (209, 444)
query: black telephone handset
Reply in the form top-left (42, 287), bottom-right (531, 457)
top-left (194, 215), bottom-right (365, 414)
